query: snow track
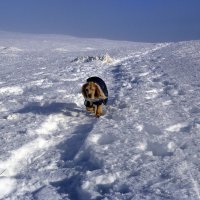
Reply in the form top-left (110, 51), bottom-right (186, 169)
top-left (0, 33), bottom-right (200, 199)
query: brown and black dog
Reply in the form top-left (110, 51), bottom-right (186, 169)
top-left (82, 77), bottom-right (108, 117)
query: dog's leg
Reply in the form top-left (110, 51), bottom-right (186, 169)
top-left (86, 106), bottom-right (95, 113)
top-left (96, 105), bottom-right (103, 117)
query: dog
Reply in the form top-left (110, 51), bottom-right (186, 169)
top-left (82, 77), bottom-right (108, 117)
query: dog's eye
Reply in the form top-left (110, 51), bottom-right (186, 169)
top-left (85, 89), bottom-right (88, 92)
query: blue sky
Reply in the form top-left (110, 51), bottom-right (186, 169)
top-left (0, 0), bottom-right (200, 42)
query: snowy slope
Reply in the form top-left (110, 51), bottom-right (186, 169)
top-left (0, 32), bottom-right (200, 200)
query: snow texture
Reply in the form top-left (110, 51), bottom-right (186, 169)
top-left (1, 32), bottom-right (200, 199)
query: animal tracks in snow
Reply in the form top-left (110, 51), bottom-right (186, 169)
top-left (0, 113), bottom-right (85, 198)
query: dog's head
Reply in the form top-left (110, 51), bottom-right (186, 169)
top-left (82, 82), bottom-right (106, 99)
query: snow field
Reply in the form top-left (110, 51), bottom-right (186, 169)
top-left (0, 33), bottom-right (200, 199)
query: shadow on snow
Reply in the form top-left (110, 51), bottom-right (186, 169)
top-left (15, 102), bottom-right (85, 116)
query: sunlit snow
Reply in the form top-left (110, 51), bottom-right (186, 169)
top-left (1, 32), bottom-right (200, 199)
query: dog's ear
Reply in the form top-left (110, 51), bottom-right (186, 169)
top-left (82, 83), bottom-right (88, 98)
top-left (95, 83), bottom-right (106, 99)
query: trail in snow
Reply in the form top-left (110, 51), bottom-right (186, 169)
top-left (0, 33), bottom-right (200, 199)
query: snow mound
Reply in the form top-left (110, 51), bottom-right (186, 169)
top-left (8, 47), bottom-right (23, 52)
top-left (0, 46), bottom-right (23, 53)
top-left (0, 86), bottom-right (23, 96)
top-left (71, 53), bottom-right (113, 64)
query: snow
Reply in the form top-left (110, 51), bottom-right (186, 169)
top-left (0, 178), bottom-right (17, 199)
top-left (1, 32), bottom-right (200, 199)
top-left (0, 86), bottom-right (23, 96)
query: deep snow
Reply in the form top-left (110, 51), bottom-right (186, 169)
top-left (0, 32), bottom-right (200, 200)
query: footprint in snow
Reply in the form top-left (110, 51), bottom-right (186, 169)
top-left (147, 141), bottom-right (175, 157)
top-left (98, 134), bottom-right (116, 145)
top-left (162, 80), bottom-right (186, 97)
top-left (136, 125), bottom-right (176, 157)
top-left (131, 76), bottom-right (142, 85)
top-left (88, 133), bottom-right (116, 146)
top-left (144, 123), bottom-right (162, 135)
top-left (145, 89), bottom-right (160, 100)
top-left (165, 122), bottom-right (192, 133)
top-left (190, 106), bottom-right (200, 114)
top-left (0, 103), bottom-right (7, 112)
